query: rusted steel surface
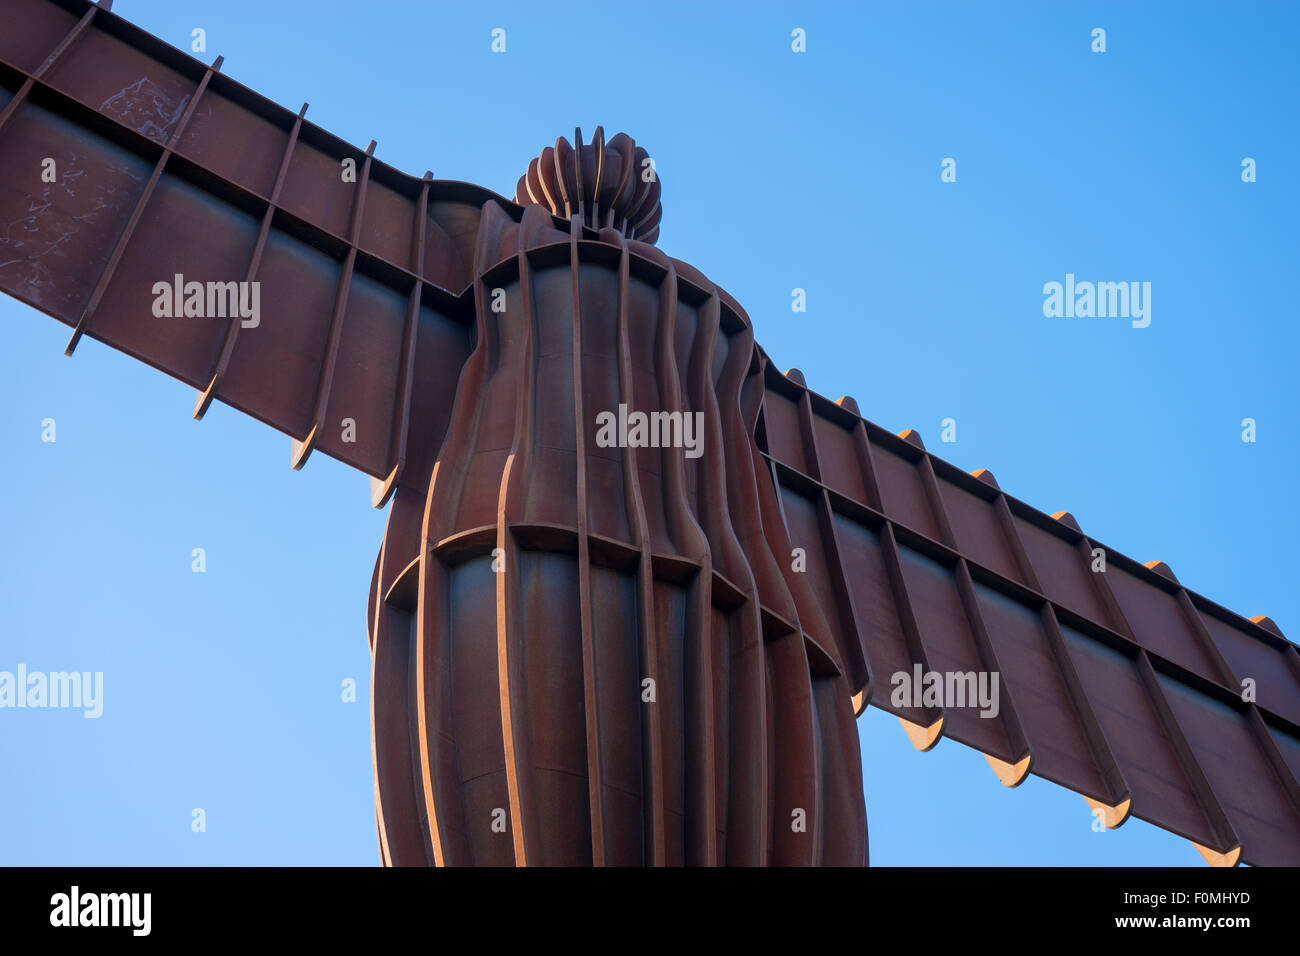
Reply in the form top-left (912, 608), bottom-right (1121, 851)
top-left (755, 370), bottom-right (1300, 866)
top-left (2, 0), bottom-right (1298, 866)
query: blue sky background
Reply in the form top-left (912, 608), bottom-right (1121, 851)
top-left (1, 0), bottom-right (1297, 865)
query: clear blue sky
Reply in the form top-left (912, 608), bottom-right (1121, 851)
top-left (1, 0), bottom-right (1296, 865)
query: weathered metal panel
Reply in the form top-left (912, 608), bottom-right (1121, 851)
top-left (757, 361), bottom-right (1300, 865)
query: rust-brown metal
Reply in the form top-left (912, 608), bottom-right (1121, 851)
top-left (2, 0), bottom-right (1298, 866)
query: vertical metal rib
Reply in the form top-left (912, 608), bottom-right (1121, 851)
top-left (993, 492), bottom-right (1041, 589)
top-left (370, 171), bottom-right (432, 507)
top-left (1035, 513), bottom-right (1238, 849)
top-left (915, 454), bottom-right (1031, 775)
top-left (369, 604), bottom-right (429, 865)
top-left (613, 234), bottom-right (667, 864)
top-left (413, 461), bottom-right (450, 867)
top-left (1171, 588), bottom-right (1238, 688)
top-left (568, 216), bottom-right (606, 864)
top-left (795, 384), bottom-right (871, 688)
top-left (65, 55), bottom-right (224, 355)
top-left (997, 510), bottom-right (1134, 815)
top-left (1135, 651), bottom-right (1242, 860)
top-left (572, 128), bottom-right (585, 221)
top-left (817, 492), bottom-right (871, 695)
top-left (791, 380), bottom-right (821, 481)
top-left (1286, 639), bottom-right (1300, 686)
top-left (1173, 582), bottom-right (1300, 838)
top-left (551, 138), bottom-right (571, 219)
top-left (491, 447), bottom-right (527, 868)
top-left (1246, 705), bottom-right (1300, 818)
top-left (708, 321), bottom-right (770, 865)
top-left (1037, 602), bottom-right (1134, 815)
top-left (744, 367), bottom-right (822, 864)
top-left (743, 368), bottom-right (806, 630)
top-left (952, 558), bottom-right (1031, 779)
top-left (195, 102), bottom-right (309, 419)
top-left (491, 215), bottom-right (544, 866)
top-left (591, 127), bottom-right (606, 229)
top-left (914, 452), bottom-right (957, 551)
top-left (1076, 526), bottom-right (1139, 640)
top-left (840, 400), bottom-right (884, 513)
top-left (663, 265), bottom-right (718, 865)
top-left (290, 138), bottom-right (377, 469)
top-left (1251, 623), bottom-right (1300, 810)
top-left (836, 402), bottom-right (886, 705)
top-left (878, 520), bottom-right (945, 746)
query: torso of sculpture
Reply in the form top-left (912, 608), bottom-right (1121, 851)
top-left (367, 129), bottom-right (867, 865)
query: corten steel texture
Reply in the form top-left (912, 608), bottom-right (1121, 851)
top-left (2, 0), bottom-right (1299, 867)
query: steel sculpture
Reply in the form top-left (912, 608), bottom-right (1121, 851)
top-left (2, 0), bottom-right (1299, 866)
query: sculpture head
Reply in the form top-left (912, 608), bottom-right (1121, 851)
top-left (515, 127), bottom-right (662, 244)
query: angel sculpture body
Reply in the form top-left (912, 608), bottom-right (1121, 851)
top-left (368, 131), bottom-right (869, 866)
top-left (4, 0), bottom-right (1299, 868)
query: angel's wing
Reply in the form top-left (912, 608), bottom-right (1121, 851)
top-left (0, 0), bottom-right (512, 503)
top-left (749, 350), bottom-right (1300, 866)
